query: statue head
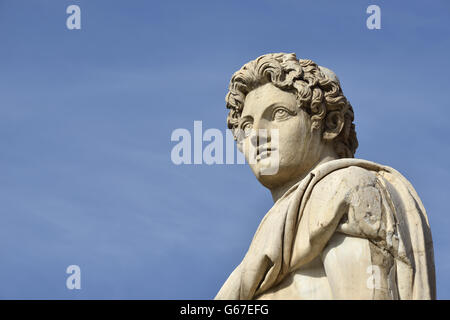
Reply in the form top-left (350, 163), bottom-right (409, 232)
top-left (225, 53), bottom-right (358, 190)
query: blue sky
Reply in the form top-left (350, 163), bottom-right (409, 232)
top-left (0, 0), bottom-right (449, 299)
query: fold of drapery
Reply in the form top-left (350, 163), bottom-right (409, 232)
top-left (215, 158), bottom-right (436, 300)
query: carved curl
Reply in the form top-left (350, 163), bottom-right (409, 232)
top-left (226, 53), bottom-right (358, 158)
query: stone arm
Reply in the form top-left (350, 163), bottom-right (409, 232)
top-left (321, 232), bottom-right (395, 299)
top-left (310, 166), bottom-right (398, 299)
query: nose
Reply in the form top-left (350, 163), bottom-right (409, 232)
top-left (250, 121), bottom-right (271, 147)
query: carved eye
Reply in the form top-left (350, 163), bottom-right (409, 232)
top-left (241, 121), bottom-right (253, 137)
top-left (272, 107), bottom-right (292, 121)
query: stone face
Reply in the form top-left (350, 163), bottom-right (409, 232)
top-left (215, 53), bottom-right (436, 300)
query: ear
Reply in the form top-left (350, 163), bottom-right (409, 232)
top-left (322, 111), bottom-right (344, 141)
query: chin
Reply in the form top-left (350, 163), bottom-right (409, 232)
top-left (251, 162), bottom-right (290, 189)
top-left (251, 159), bottom-right (310, 191)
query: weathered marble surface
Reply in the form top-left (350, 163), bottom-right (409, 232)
top-left (215, 53), bottom-right (435, 300)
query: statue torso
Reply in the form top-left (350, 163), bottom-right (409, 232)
top-left (255, 255), bottom-right (333, 300)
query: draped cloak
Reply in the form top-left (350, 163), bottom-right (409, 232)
top-left (215, 159), bottom-right (436, 300)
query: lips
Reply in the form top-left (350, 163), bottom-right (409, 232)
top-left (256, 146), bottom-right (275, 161)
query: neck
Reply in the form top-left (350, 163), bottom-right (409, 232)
top-left (270, 154), bottom-right (338, 203)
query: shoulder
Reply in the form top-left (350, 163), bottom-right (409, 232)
top-left (307, 162), bottom-right (387, 240)
top-left (310, 165), bottom-right (380, 205)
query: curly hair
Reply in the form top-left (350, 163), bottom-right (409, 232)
top-left (225, 53), bottom-right (358, 158)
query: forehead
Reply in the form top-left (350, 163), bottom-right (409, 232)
top-left (242, 83), bottom-right (296, 116)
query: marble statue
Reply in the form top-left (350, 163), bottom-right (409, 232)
top-left (215, 53), bottom-right (436, 300)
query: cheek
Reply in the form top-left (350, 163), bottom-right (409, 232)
top-left (275, 123), bottom-right (317, 168)
top-left (276, 121), bottom-right (310, 152)
top-left (241, 138), bottom-right (252, 160)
